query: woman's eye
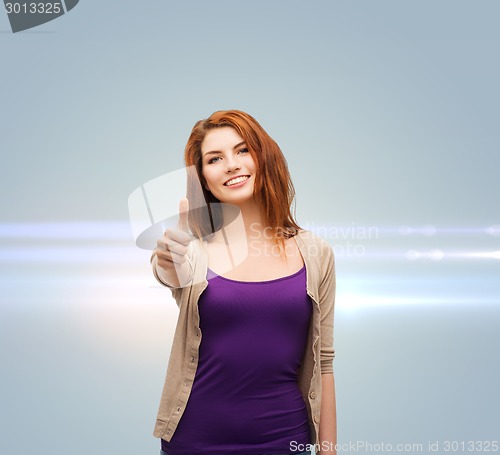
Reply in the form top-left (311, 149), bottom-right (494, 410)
top-left (238, 148), bottom-right (249, 154)
top-left (208, 156), bottom-right (221, 164)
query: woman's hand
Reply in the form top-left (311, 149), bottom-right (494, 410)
top-left (153, 198), bottom-right (193, 287)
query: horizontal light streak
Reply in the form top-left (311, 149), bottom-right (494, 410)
top-left (1, 246), bottom-right (500, 262)
top-left (448, 251), bottom-right (500, 260)
top-left (337, 293), bottom-right (500, 308)
top-left (1, 222), bottom-right (500, 240)
top-left (405, 249), bottom-right (500, 260)
top-left (0, 246), bottom-right (147, 263)
top-left (2, 281), bottom-right (496, 307)
top-left (0, 221), bottom-right (133, 240)
top-left (304, 223), bottom-right (500, 237)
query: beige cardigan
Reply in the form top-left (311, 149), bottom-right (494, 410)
top-left (150, 229), bottom-right (336, 446)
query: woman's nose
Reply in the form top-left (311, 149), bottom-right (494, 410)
top-left (225, 156), bottom-right (241, 172)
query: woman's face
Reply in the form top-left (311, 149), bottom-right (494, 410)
top-left (201, 126), bottom-right (257, 205)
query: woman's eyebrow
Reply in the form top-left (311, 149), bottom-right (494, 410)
top-left (203, 141), bottom-right (246, 156)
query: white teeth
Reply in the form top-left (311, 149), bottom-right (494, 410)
top-left (225, 176), bottom-right (249, 186)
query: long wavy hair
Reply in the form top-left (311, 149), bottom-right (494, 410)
top-left (184, 110), bottom-right (301, 252)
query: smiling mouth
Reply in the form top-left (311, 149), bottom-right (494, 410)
top-left (224, 175), bottom-right (250, 186)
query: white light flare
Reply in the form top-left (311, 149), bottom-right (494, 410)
top-left (451, 250), bottom-right (500, 260)
top-left (406, 249), bottom-right (444, 260)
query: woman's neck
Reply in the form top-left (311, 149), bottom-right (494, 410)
top-left (213, 200), bottom-right (269, 245)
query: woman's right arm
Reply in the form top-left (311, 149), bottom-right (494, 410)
top-left (151, 247), bottom-right (192, 288)
top-left (150, 198), bottom-right (193, 289)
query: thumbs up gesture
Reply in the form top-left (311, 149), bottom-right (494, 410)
top-left (154, 198), bottom-right (193, 287)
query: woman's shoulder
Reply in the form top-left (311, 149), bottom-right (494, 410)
top-left (296, 228), bottom-right (333, 251)
top-left (296, 229), bottom-right (335, 267)
top-left (296, 229), bottom-right (335, 283)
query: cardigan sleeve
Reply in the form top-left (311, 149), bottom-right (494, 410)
top-left (150, 247), bottom-right (195, 290)
top-left (318, 239), bottom-right (336, 374)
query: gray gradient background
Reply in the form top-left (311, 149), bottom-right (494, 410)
top-left (1, 1), bottom-right (499, 454)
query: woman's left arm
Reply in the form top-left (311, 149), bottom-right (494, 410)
top-left (319, 372), bottom-right (337, 455)
top-left (318, 239), bottom-right (337, 455)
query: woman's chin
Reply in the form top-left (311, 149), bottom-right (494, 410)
top-left (215, 188), bottom-right (255, 205)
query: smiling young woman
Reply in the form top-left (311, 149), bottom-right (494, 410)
top-left (200, 126), bottom-right (257, 219)
top-left (150, 110), bottom-right (337, 455)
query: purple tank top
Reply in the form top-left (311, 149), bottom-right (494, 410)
top-left (161, 265), bottom-right (313, 455)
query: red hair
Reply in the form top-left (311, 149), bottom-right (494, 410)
top-left (184, 110), bottom-right (301, 252)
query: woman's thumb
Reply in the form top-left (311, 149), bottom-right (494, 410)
top-left (177, 197), bottom-right (190, 231)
